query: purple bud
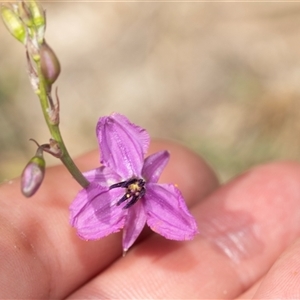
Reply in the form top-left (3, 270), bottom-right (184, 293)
top-left (21, 154), bottom-right (45, 197)
top-left (40, 41), bottom-right (61, 86)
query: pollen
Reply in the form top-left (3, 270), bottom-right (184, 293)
top-left (128, 182), bottom-right (142, 193)
top-left (110, 177), bottom-right (146, 209)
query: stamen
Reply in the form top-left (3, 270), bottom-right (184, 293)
top-left (116, 193), bottom-right (130, 206)
top-left (110, 178), bottom-right (139, 190)
top-left (110, 181), bottom-right (128, 189)
top-left (124, 188), bottom-right (146, 209)
top-left (110, 177), bottom-right (146, 209)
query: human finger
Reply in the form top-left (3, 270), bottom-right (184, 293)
top-left (252, 237), bottom-right (300, 299)
top-left (0, 139), bottom-right (218, 299)
top-left (235, 279), bottom-right (262, 299)
top-left (68, 161), bottom-right (300, 299)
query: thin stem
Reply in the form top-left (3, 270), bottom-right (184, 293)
top-left (36, 60), bottom-right (89, 188)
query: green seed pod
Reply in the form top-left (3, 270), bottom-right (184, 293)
top-left (21, 152), bottom-right (45, 197)
top-left (1, 5), bottom-right (27, 44)
top-left (40, 41), bottom-right (61, 86)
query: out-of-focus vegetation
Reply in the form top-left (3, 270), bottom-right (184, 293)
top-left (1, 2), bottom-right (300, 182)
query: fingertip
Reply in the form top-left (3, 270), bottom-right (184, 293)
top-left (226, 160), bottom-right (300, 212)
top-left (194, 159), bottom-right (300, 293)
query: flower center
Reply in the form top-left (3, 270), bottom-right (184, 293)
top-left (109, 178), bottom-right (146, 209)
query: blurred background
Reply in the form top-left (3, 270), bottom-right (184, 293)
top-left (1, 2), bottom-right (300, 183)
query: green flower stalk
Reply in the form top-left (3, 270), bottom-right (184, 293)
top-left (1, 0), bottom-right (89, 193)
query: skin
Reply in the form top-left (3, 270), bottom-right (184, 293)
top-left (1, 139), bottom-right (300, 299)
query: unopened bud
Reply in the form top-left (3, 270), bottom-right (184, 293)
top-left (40, 41), bottom-right (61, 86)
top-left (27, 0), bottom-right (45, 43)
top-left (28, 0), bottom-right (45, 27)
top-left (18, 1), bottom-right (33, 28)
top-left (21, 150), bottom-right (45, 197)
top-left (1, 5), bottom-right (27, 44)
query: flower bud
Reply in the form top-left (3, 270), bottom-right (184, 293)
top-left (18, 1), bottom-right (33, 28)
top-left (1, 5), bottom-right (27, 44)
top-left (21, 152), bottom-right (45, 197)
top-left (27, 0), bottom-right (45, 40)
top-left (40, 41), bottom-right (61, 86)
top-left (28, 0), bottom-right (45, 28)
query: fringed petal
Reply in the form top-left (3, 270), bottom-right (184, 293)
top-left (142, 150), bottom-right (169, 183)
top-left (70, 182), bottom-right (127, 240)
top-left (122, 201), bottom-right (147, 252)
top-left (96, 113), bottom-right (150, 178)
top-left (144, 183), bottom-right (198, 240)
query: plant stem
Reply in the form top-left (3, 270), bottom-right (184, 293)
top-left (36, 60), bottom-right (89, 188)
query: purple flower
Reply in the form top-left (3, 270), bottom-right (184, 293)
top-left (70, 113), bottom-right (198, 252)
